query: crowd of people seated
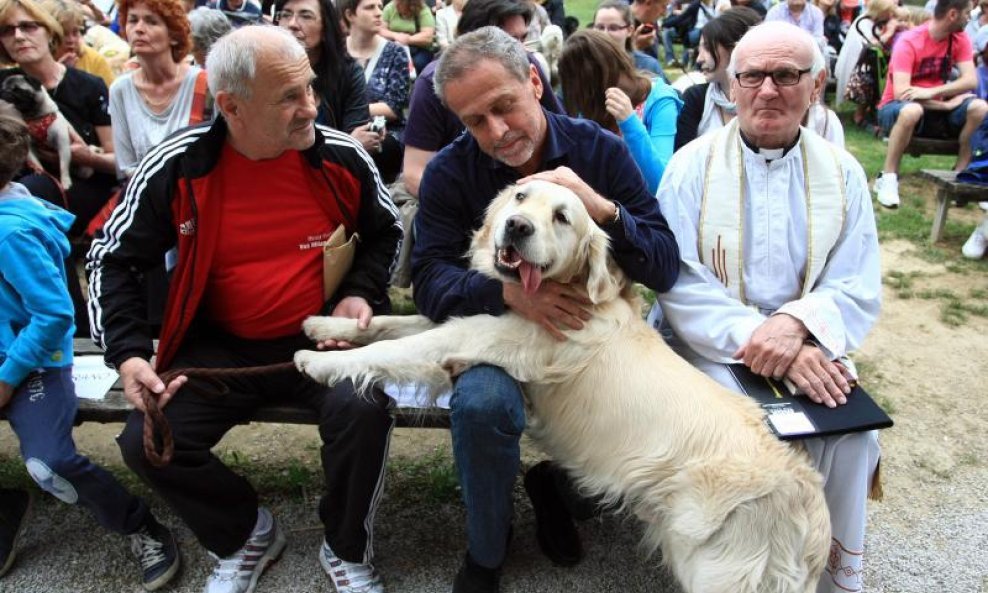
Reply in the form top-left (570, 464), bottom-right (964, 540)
top-left (0, 0), bottom-right (986, 592)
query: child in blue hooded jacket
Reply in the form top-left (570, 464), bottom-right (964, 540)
top-left (0, 116), bottom-right (179, 590)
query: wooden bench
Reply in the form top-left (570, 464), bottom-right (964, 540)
top-left (920, 169), bottom-right (986, 243)
top-left (72, 339), bottom-right (450, 429)
top-left (906, 136), bottom-right (959, 159)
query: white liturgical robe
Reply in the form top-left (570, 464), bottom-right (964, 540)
top-left (655, 127), bottom-right (881, 364)
top-left (653, 127), bottom-right (883, 593)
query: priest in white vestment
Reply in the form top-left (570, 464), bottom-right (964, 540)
top-left (653, 21), bottom-right (882, 593)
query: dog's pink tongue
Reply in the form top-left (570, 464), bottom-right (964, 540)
top-left (519, 261), bottom-right (542, 295)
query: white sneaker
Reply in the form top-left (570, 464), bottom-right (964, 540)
top-left (962, 220), bottom-right (988, 259)
top-left (319, 540), bottom-right (384, 593)
top-left (204, 508), bottom-right (286, 593)
top-left (873, 173), bottom-right (900, 208)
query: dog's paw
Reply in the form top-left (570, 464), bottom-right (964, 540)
top-left (294, 349), bottom-right (317, 374)
top-left (295, 349), bottom-right (362, 388)
top-left (302, 316), bottom-right (359, 342)
top-left (294, 350), bottom-right (337, 385)
top-left (295, 350), bottom-right (328, 384)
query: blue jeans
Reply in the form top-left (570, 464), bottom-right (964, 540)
top-left (449, 365), bottom-right (526, 569)
top-left (4, 365), bottom-right (148, 534)
top-left (877, 98), bottom-right (974, 137)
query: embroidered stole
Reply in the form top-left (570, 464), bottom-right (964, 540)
top-left (698, 119), bottom-right (846, 304)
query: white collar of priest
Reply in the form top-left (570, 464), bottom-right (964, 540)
top-left (739, 129), bottom-right (801, 162)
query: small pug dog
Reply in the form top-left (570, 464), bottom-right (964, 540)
top-left (0, 71), bottom-right (90, 190)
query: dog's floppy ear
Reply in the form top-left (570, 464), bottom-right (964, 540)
top-left (584, 226), bottom-right (624, 304)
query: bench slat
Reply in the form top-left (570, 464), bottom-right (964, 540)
top-left (907, 138), bottom-right (959, 158)
top-left (71, 340), bottom-right (450, 429)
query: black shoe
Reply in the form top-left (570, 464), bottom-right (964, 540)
top-left (452, 553), bottom-right (500, 593)
top-left (0, 489), bottom-right (31, 578)
top-left (523, 461), bottom-right (583, 566)
top-left (129, 515), bottom-right (180, 591)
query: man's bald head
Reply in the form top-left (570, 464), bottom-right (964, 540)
top-left (727, 21), bottom-right (825, 80)
top-left (207, 25), bottom-right (308, 100)
top-left (726, 21), bottom-right (827, 148)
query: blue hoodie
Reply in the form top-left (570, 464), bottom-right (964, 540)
top-left (0, 183), bottom-right (75, 387)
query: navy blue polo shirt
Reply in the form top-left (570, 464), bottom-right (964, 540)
top-left (412, 110), bottom-right (680, 322)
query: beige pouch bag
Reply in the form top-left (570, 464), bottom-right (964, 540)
top-left (323, 225), bottom-right (359, 301)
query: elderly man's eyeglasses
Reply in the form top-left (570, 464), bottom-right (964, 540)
top-left (276, 9), bottom-right (319, 24)
top-left (593, 23), bottom-right (629, 32)
top-left (734, 68), bottom-right (811, 88)
top-left (0, 21), bottom-right (42, 38)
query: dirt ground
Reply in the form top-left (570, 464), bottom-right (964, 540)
top-left (5, 226), bottom-right (987, 592)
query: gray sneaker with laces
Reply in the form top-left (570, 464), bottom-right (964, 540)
top-left (204, 508), bottom-right (286, 593)
top-left (129, 516), bottom-right (180, 591)
top-left (319, 540), bottom-right (384, 593)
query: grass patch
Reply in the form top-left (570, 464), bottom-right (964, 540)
top-left (884, 269), bottom-right (919, 290)
top-left (214, 450), bottom-right (325, 499)
top-left (0, 454), bottom-right (33, 489)
top-left (387, 445), bottom-right (461, 506)
top-left (389, 286), bottom-right (417, 315)
top-left (958, 452), bottom-right (981, 468)
top-left (898, 284), bottom-right (988, 326)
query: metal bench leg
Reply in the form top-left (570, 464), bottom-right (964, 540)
top-left (930, 189), bottom-right (950, 243)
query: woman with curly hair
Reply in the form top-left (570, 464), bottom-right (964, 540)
top-left (107, 0), bottom-right (208, 334)
top-left (110, 0), bottom-right (207, 178)
top-left (275, 0), bottom-right (369, 133)
top-left (558, 29), bottom-right (681, 194)
top-left (380, 0), bottom-right (435, 74)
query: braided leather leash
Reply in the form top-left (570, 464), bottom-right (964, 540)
top-left (143, 362), bottom-right (297, 467)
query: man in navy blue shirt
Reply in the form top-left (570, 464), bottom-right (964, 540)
top-left (412, 26), bottom-right (680, 593)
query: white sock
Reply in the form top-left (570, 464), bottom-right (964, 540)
top-left (253, 508), bottom-right (272, 537)
top-left (881, 172), bottom-right (897, 183)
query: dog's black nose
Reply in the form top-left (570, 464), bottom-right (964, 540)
top-left (504, 215), bottom-right (534, 240)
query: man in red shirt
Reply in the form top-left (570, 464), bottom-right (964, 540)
top-left (873, 0), bottom-right (988, 208)
top-left (86, 26), bottom-right (401, 593)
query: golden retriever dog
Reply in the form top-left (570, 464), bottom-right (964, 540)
top-left (294, 180), bottom-right (831, 593)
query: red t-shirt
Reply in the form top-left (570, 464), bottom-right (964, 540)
top-left (878, 22), bottom-right (974, 108)
top-left (201, 144), bottom-right (339, 339)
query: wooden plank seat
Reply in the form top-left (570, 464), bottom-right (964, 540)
top-left (70, 339), bottom-right (451, 429)
top-left (906, 136), bottom-right (959, 158)
top-left (919, 169), bottom-right (987, 243)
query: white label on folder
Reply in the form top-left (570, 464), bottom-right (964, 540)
top-left (768, 411), bottom-right (815, 436)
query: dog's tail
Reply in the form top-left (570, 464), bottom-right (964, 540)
top-left (647, 457), bottom-right (830, 593)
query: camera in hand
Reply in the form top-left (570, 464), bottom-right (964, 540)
top-left (368, 115), bottom-right (386, 134)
